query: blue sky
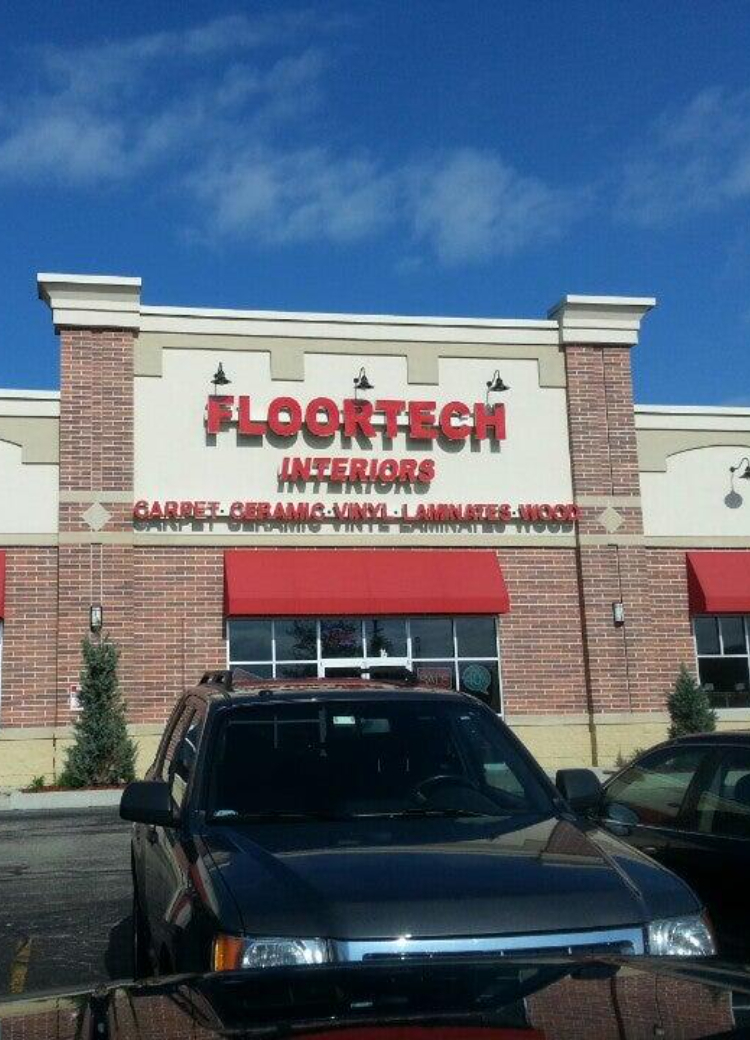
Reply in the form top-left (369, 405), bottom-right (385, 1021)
top-left (1, 0), bottom-right (749, 405)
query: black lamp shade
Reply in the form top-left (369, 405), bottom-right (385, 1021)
top-left (212, 363), bottom-right (231, 388)
top-left (353, 367), bottom-right (374, 391)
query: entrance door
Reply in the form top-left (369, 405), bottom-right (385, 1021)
top-left (319, 617), bottom-right (410, 679)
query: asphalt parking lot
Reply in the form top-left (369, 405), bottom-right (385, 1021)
top-left (0, 808), bottom-right (132, 997)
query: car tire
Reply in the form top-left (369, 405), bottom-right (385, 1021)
top-left (132, 884), bottom-right (152, 980)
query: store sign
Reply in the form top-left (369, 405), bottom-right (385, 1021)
top-left (206, 395), bottom-right (506, 441)
top-left (133, 375), bottom-right (579, 531)
top-left (133, 498), bottom-right (580, 524)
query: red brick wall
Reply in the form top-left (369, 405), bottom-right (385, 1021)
top-left (58, 328), bottom-right (134, 492)
top-left (2, 549), bottom-right (58, 726)
top-left (499, 548), bottom-right (587, 714)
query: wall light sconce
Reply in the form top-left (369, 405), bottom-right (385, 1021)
top-left (726, 456), bottom-right (750, 509)
top-left (730, 457), bottom-right (750, 483)
top-left (210, 363), bottom-right (231, 395)
top-left (353, 366), bottom-right (374, 401)
top-left (485, 370), bottom-right (509, 406)
top-left (612, 601), bottom-right (625, 627)
top-left (89, 604), bottom-right (104, 633)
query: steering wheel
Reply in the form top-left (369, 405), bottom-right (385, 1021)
top-left (412, 774), bottom-right (480, 803)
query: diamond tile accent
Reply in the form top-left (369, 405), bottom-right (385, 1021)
top-left (597, 506), bottom-right (624, 534)
top-left (81, 501), bottom-right (112, 532)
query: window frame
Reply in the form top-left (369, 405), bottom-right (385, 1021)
top-left (226, 615), bottom-right (505, 713)
top-left (692, 614), bottom-right (750, 708)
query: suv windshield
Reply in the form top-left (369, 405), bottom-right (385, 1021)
top-left (207, 698), bottom-right (553, 820)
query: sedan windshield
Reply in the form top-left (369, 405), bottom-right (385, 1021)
top-left (207, 699), bottom-right (554, 820)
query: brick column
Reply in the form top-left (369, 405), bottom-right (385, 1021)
top-left (550, 295), bottom-right (655, 763)
top-left (38, 276), bottom-right (140, 745)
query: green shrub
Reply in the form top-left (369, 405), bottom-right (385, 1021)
top-left (59, 636), bottom-right (137, 788)
top-left (667, 663), bottom-right (717, 739)
top-left (28, 775), bottom-right (46, 792)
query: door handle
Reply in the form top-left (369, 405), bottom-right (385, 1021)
top-left (642, 846), bottom-right (658, 854)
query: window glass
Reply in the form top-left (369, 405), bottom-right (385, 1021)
top-left (233, 664), bottom-right (273, 681)
top-left (455, 617), bottom-right (497, 658)
top-left (696, 750), bottom-right (750, 839)
top-left (320, 618), bottom-right (363, 658)
top-left (720, 616), bottom-right (747, 655)
top-left (365, 619), bottom-right (407, 658)
top-left (277, 663), bottom-right (318, 679)
top-left (698, 658), bottom-right (750, 707)
top-left (694, 617), bottom-right (720, 656)
top-left (458, 660), bottom-right (500, 709)
top-left (229, 619), bottom-right (272, 662)
top-left (159, 706), bottom-right (204, 811)
top-left (275, 619), bottom-right (317, 661)
top-left (208, 700), bottom-right (551, 819)
top-left (413, 662), bottom-right (455, 690)
top-left (603, 747), bottom-right (707, 828)
top-left (410, 618), bottom-right (453, 658)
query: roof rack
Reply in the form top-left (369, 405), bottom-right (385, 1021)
top-left (198, 666), bottom-right (420, 692)
top-left (199, 670), bottom-right (234, 690)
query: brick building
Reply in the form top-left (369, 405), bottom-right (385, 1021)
top-left (0, 273), bottom-right (749, 786)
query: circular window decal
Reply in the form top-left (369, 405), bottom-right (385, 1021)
top-left (461, 663), bottom-right (492, 694)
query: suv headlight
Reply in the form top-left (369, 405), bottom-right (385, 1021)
top-left (212, 934), bottom-right (332, 971)
top-left (647, 913), bottom-right (716, 957)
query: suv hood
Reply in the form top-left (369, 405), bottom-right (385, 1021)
top-left (201, 814), bottom-right (692, 940)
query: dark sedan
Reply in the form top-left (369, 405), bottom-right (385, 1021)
top-left (594, 732), bottom-right (750, 960)
top-left (121, 672), bottom-right (715, 978)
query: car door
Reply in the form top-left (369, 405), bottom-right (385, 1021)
top-left (146, 700), bottom-right (206, 967)
top-left (665, 746), bottom-right (750, 959)
top-left (597, 745), bottom-right (712, 874)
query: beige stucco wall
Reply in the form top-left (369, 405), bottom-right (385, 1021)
top-left (0, 725), bottom-right (161, 789)
top-left (637, 407), bottom-right (750, 539)
top-left (0, 439), bottom-right (58, 534)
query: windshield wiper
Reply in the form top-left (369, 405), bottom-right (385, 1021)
top-left (351, 808), bottom-right (506, 819)
top-left (210, 810), bottom-right (360, 823)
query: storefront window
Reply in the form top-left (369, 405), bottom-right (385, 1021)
top-left (694, 615), bottom-right (750, 708)
top-left (227, 616), bottom-right (503, 709)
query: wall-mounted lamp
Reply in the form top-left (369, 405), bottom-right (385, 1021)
top-left (353, 366), bottom-right (374, 401)
top-left (485, 370), bottom-right (509, 406)
top-left (726, 456), bottom-right (750, 508)
top-left (89, 604), bottom-right (104, 633)
top-left (612, 601), bottom-right (625, 627)
top-left (210, 363), bottom-right (231, 394)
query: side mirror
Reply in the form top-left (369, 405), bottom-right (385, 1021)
top-left (603, 801), bottom-right (640, 836)
top-left (556, 768), bottom-right (603, 814)
top-left (120, 780), bottom-right (174, 827)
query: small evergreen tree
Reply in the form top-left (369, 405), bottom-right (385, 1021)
top-left (667, 663), bottom-right (717, 738)
top-left (59, 636), bottom-right (137, 788)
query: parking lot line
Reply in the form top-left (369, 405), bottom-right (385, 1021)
top-left (9, 938), bottom-right (31, 995)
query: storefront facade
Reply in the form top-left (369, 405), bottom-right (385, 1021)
top-left (0, 273), bottom-right (749, 786)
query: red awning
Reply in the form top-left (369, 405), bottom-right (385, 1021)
top-left (687, 551), bottom-right (750, 614)
top-left (224, 550), bottom-right (510, 617)
top-left (0, 550), bottom-right (5, 620)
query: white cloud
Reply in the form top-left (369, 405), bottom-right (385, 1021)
top-left (0, 14), bottom-right (582, 264)
top-left (189, 146), bottom-right (396, 244)
top-left (618, 87), bottom-right (750, 227)
top-left (406, 148), bottom-right (577, 264)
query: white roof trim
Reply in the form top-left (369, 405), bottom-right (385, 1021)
top-left (0, 388), bottom-right (60, 399)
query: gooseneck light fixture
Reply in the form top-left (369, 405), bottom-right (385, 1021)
top-left (211, 363), bottom-right (231, 394)
top-left (353, 366), bottom-right (374, 401)
top-left (731, 457), bottom-right (750, 483)
top-left (485, 370), bottom-right (510, 406)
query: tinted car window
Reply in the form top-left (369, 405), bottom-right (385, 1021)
top-left (695, 748), bottom-right (750, 839)
top-left (208, 700), bottom-right (552, 819)
top-left (161, 706), bottom-right (204, 811)
top-left (602, 747), bottom-right (707, 828)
